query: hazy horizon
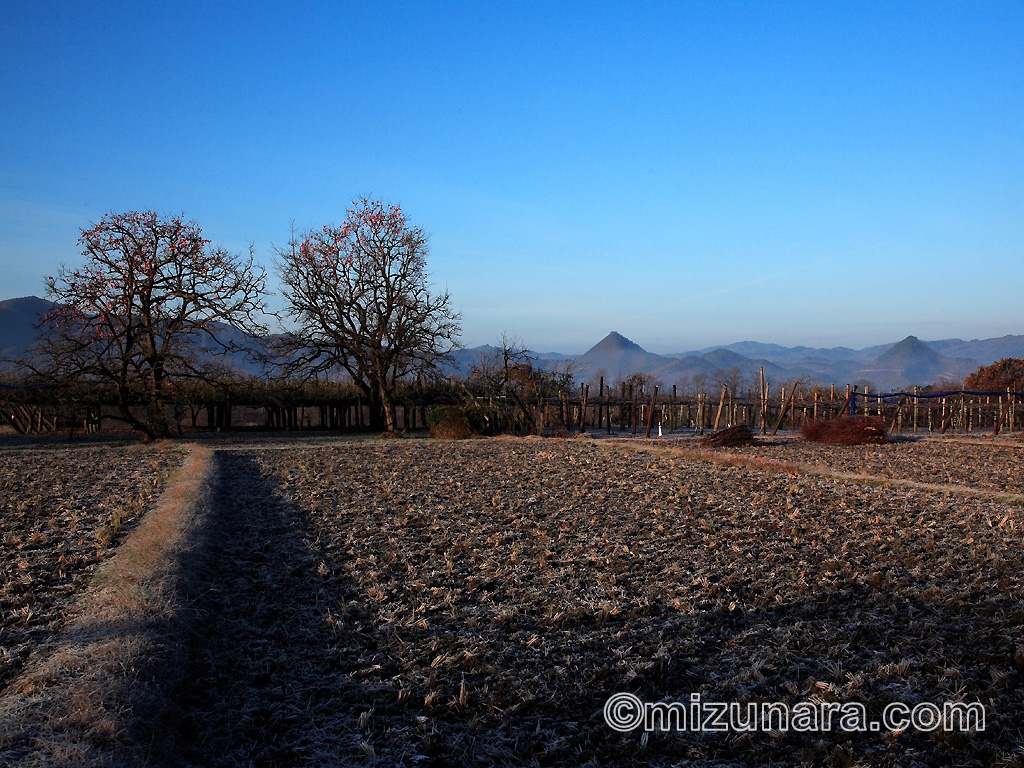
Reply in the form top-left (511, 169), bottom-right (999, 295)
top-left (2, 291), bottom-right (1013, 360)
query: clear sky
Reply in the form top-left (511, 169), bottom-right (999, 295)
top-left (1, 2), bottom-right (1022, 353)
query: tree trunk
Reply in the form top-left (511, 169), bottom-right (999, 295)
top-left (377, 380), bottom-right (397, 433)
top-left (144, 366), bottom-right (171, 439)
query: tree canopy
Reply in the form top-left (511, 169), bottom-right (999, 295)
top-left (275, 198), bottom-right (461, 432)
top-left (33, 211), bottom-right (267, 439)
top-left (964, 358), bottom-right (1024, 392)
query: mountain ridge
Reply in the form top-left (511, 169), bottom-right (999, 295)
top-left (3, 296), bottom-right (1022, 389)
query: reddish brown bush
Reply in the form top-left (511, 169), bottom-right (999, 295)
top-left (802, 417), bottom-right (889, 445)
top-left (429, 409), bottom-right (472, 440)
top-left (965, 357), bottom-right (1024, 391)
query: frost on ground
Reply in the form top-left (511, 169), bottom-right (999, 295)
top-left (170, 439), bottom-right (1024, 767)
top-left (0, 444), bottom-right (184, 692)
top-left (701, 435), bottom-right (1024, 495)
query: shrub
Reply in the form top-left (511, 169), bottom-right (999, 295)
top-left (802, 417), bottom-right (889, 445)
top-left (428, 408), bottom-right (472, 440)
top-left (965, 358), bottom-right (1024, 392)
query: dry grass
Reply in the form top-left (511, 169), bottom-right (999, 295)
top-left (0, 444), bottom-right (183, 692)
top-left (0, 445), bottom-right (213, 767)
top-left (429, 409), bottom-right (472, 440)
top-left (165, 439), bottom-right (1022, 766)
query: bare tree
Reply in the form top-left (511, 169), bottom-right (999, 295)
top-left (469, 334), bottom-right (533, 393)
top-left (275, 198), bottom-right (461, 432)
top-left (712, 365), bottom-right (744, 396)
top-left (624, 371), bottom-right (655, 396)
top-left (464, 334), bottom-right (550, 435)
top-left (691, 372), bottom-right (710, 396)
top-left (30, 211), bottom-right (268, 440)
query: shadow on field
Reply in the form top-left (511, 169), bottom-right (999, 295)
top-left (165, 451), bottom-right (380, 767)
top-left (153, 449), bottom-right (1022, 768)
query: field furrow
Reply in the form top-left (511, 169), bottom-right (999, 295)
top-left (168, 439), bottom-right (1024, 767)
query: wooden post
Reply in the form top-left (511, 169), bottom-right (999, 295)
top-left (621, 382), bottom-right (627, 432)
top-left (645, 385), bottom-right (659, 438)
top-left (671, 384), bottom-right (677, 432)
top-left (759, 367), bottom-right (766, 433)
top-left (712, 384), bottom-right (728, 431)
top-left (1010, 387), bottom-right (1015, 433)
top-left (580, 385), bottom-right (589, 434)
top-left (888, 396), bottom-right (906, 434)
top-left (631, 385), bottom-right (638, 436)
top-left (913, 386), bottom-right (919, 433)
top-left (606, 380), bottom-right (612, 435)
top-left (835, 385), bottom-right (854, 420)
top-left (771, 382), bottom-right (800, 436)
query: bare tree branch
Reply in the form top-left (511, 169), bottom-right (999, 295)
top-left (29, 211), bottom-right (268, 439)
top-left (273, 198), bottom-right (461, 432)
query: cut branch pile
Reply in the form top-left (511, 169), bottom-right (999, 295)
top-left (699, 425), bottom-right (755, 447)
top-left (428, 408), bottom-right (472, 440)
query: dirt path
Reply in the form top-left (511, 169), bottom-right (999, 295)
top-left (0, 445), bottom-right (211, 768)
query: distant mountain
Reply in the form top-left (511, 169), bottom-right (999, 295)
top-left (855, 335), bottom-right (976, 389)
top-left (0, 296), bottom-right (53, 360)
top-left (675, 336), bottom-right (1024, 370)
top-left (926, 335), bottom-right (1024, 363)
top-left (572, 334), bottom-right (790, 386)
top-left (676, 340), bottom-right (891, 366)
top-left (646, 355), bottom-right (717, 382)
top-left (574, 332), bottom-right (993, 391)
top-left (572, 331), bottom-right (671, 380)
top-left (783, 356), bottom-right (861, 383)
top-left (0, 295), bottom-right (265, 375)
top-left (3, 294), bottom-right (1021, 390)
top-left (546, 329), bottom-right (1024, 390)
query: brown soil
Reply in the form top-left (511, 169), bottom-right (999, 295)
top-left (162, 439), bottom-right (1022, 767)
top-left (709, 435), bottom-right (1024, 495)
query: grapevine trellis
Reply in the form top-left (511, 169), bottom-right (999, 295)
top-left (3, 378), bottom-right (1022, 437)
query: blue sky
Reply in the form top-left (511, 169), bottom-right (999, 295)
top-left (1, 2), bottom-right (1021, 353)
